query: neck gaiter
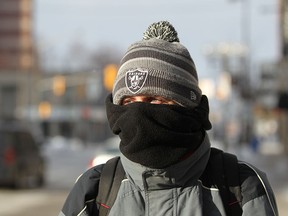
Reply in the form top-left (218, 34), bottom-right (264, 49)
top-left (106, 94), bottom-right (211, 169)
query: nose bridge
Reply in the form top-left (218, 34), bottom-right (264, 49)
top-left (135, 96), bottom-right (146, 102)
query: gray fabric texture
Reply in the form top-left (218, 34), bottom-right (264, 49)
top-left (112, 22), bottom-right (201, 108)
top-left (58, 134), bottom-right (278, 216)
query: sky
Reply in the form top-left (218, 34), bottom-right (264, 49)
top-left (34, 0), bottom-right (279, 79)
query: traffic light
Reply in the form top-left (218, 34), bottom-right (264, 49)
top-left (38, 101), bottom-right (52, 119)
top-left (53, 75), bottom-right (66, 96)
top-left (103, 64), bottom-right (117, 91)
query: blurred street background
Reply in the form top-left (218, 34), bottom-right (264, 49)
top-left (0, 138), bottom-right (287, 216)
top-left (0, 0), bottom-right (288, 215)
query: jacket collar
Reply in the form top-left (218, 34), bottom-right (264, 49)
top-left (120, 133), bottom-right (211, 191)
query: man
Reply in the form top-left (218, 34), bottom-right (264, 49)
top-left (59, 21), bottom-right (278, 216)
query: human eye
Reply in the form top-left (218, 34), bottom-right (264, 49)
top-left (122, 98), bottom-right (134, 105)
top-left (150, 98), bottom-right (166, 104)
top-left (122, 97), bottom-right (137, 105)
top-left (149, 97), bottom-right (178, 105)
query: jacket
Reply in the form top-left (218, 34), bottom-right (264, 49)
top-left (59, 134), bottom-right (278, 216)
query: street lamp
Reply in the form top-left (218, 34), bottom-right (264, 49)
top-left (228, 0), bottom-right (251, 49)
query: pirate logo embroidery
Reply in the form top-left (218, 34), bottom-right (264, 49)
top-left (125, 69), bottom-right (148, 94)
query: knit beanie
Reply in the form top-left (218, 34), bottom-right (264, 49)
top-left (112, 21), bottom-right (202, 108)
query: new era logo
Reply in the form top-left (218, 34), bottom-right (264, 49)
top-left (125, 69), bottom-right (148, 94)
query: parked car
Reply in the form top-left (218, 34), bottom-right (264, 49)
top-left (88, 136), bottom-right (120, 169)
top-left (0, 122), bottom-right (46, 189)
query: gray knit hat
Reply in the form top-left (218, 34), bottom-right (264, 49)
top-left (112, 21), bottom-right (202, 108)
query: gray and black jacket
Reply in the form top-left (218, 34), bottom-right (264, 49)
top-left (59, 135), bottom-right (278, 216)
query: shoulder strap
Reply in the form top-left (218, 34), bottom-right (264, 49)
top-left (221, 150), bottom-right (243, 215)
top-left (206, 148), bottom-right (243, 216)
top-left (97, 150), bottom-right (242, 216)
top-left (97, 156), bottom-right (125, 216)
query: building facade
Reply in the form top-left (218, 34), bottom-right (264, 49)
top-left (34, 71), bottom-right (110, 142)
top-left (0, 0), bottom-right (36, 119)
top-left (0, 0), bottom-right (34, 71)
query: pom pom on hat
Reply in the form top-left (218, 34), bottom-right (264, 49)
top-left (112, 21), bottom-right (202, 108)
top-left (143, 21), bottom-right (180, 42)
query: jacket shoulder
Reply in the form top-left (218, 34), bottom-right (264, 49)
top-left (77, 164), bottom-right (104, 185)
top-left (60, 164), bottom-right (104, 216)
top-left (238, 161), bottom-right (278, 215)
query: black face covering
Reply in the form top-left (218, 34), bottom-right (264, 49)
top-left (106, 94), bottom-right (211, 169)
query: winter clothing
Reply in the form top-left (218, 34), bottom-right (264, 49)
top-left (58, 20), bottom-right (278, 216)
top-left (58, 134), bottom-right (278, 216)
top-left (106, 94), bottom-right (211, 168)
top-left (112, 21), bottom-right (201, 108)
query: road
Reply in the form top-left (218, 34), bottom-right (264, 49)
top-left (0, 188), bottom-right (69, 216)
top-left (0, 138), bottom-right (98, 216)
top-left (0, 138), bottom-right (287, 216)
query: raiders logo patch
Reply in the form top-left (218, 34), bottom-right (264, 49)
top-left (125, 69), bottom-right (148, 94)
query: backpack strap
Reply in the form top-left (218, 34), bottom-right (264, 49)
top-left (223, 151), bottom-right (243, 214)
top-left (97, 156), bottom-right (125, 216)
top-left (97, 149), bottom-right (243, 216)
top-left (203, 148), bottom-right (243, 216)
